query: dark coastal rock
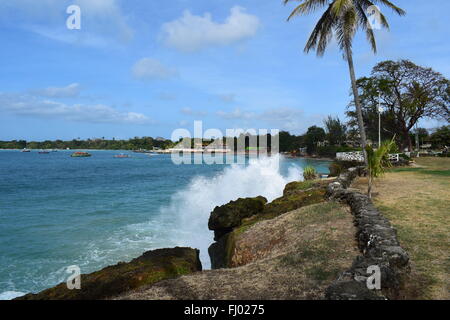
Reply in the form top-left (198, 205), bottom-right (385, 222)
top-left (208, 180), bottom-right (330, 269)
top-left (15, 247), bottom-right (201, 300)
top-left (282, 179), bottom-right (330, 197)
top-left (208, 233), bottom-right (234, 269)
top-left (263, 187), bottom-right (326, 219)
top-left (208, 196), bottom-right (267, 240)
top-left (325, 166), bottom-right (410, 300)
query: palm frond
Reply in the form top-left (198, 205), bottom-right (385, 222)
top-left (286, 0), bottom-right (405, 57)
top-left (285, 0), bottom-right (330, 20)
top-left (304, 4), bottom-right (335, 55)
top-left (354, 2), bottom-right (377, 53)
top-left (370, 0), bottom-right (406, 15)
top-left (358, 0), bottom-right (390, 29)
top-left (366, 137), bottom-right (396, 178)
top-left (331, 0), bottom-right (353, 16)
top-left (335, 5), bottom-right (357, 54)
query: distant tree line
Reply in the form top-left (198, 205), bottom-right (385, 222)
top-left (277, 116), bottom-right (359, 158)
top-left (0, 137), bottom-right (174, 150)
top-left (3, 123), bottom-right (447, 156)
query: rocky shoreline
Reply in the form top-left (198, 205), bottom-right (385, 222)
top-left (15, 247), bottom-right (201, 300)
top-left (208, 180), bottom-right (330, 269)
top-left (16, 166), bottom-right (410, 300)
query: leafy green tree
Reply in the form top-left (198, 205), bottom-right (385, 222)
top-left (305, 125), bottom-right (326, 154)
top-left (277, 131), bottom-right (304, 152)
top-left (348, 60), bottom-right (450, 151)
top-left (410, 127), bottom-right (429, 149)
top-left (429, 126), bottom-right (450, 149)
top-left (324, 116), bottom-right (347, 146)
top-left (17, 140), bottom-right (27, 149)
top-left (284, 0), bottom-right (405, 164)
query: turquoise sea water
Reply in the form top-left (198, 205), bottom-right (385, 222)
top-left (0, 150), bottom-right (330, 299)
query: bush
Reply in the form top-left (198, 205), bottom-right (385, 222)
top-left (328, 162), bottom-right (343, 177)
top-left (303, 166), bottom-right (318, 180)
top-left (399, 153), bottom-right (412, 161)
top-left (328, 160), bottom-right (362, 177)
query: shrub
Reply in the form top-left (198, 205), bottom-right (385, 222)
top-left (328, 162), bottom-right (343, 177)
top-left (303, 166), bottom-right (317, 180)
top-left (328, 160), bottom-right (362, 177)
top-left (399, 153), bottom-right (412, 161)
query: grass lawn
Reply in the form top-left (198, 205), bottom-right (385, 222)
top-left (352, 157), bottom-right (450, 299)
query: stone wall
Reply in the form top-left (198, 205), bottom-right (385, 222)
top-left (325, 167), bottom-right (410, 300)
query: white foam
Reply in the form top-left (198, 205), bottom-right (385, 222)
top-left (0, 291), bottom-right (26, 300)
top-left (162, 155), bottom-right (302, 268)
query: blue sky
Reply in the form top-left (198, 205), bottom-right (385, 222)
top-left (0, 0), bottom-right (449, 141)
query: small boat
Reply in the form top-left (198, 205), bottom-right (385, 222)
top-left (114, 153), bottom-right (129, 158)
top-left (71, 152), bottom-right (91, 157)
top-left (21, 148), bottom-right (31, 152)
top-left (39, 150), bottom-right (50, 154)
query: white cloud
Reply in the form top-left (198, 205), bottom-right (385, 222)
top-left (74, 0), bottom-right (134, 43)
top-left (31, 83), bottom-right (81, 98)
top-left (132, 58), bottom-right (177, 81)
top-left (0, 92), bottom-right (153, 125)
top-left (180, 107), bottom-right (208, 116)
top-left (160, 6), bottom-right (260, 52)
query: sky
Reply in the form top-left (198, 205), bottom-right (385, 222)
top-left (0, 0), bottom-right (449, 141)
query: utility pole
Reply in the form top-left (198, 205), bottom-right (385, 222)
top-left (415, 123), bottom-right (420, 157)
top-left (378, 92), bottom-right (382, 147)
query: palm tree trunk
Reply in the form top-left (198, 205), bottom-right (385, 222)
top-left (345, 46), bottom-right (368, 165)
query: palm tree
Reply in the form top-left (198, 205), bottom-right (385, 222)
top-left (284, 0), bottom-right (405, 164)
top-left (365, 137), bottom-right (395, 198)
